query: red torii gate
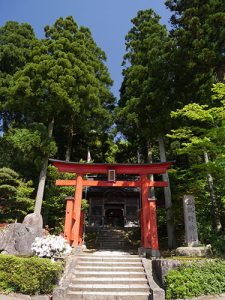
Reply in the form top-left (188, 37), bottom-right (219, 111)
top-left (51, 159), bottom-right (172, 255)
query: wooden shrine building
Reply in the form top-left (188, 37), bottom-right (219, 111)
top-left (51, 159), bottom-right (172, 256)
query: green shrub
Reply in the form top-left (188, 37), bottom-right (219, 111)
top-left (0, 254), bottom-right (63, 295)
top-left (165, 260), bottom-right (225, 299)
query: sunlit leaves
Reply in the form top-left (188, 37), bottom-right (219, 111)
top-left (0, 167), bottom-right (34, 222)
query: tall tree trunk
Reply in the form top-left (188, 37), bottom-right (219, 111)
top-left (34, 118), bottom-right (54, 215)
top-left (158, 135), bottom-right (176, 249)
top-left (203, 151), bottom-right (221, 232)
top-left (146, 140), bottom-right (155, 199)
top-left (216, 67), bottom-right (225, 83)
top-left (65, 125), bottom-right (74, 162)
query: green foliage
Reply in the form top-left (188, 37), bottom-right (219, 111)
top-left (5, 125), bottom-right (57, 169)
top-left (168, 81), bottom-right (225, 233)
top-left (0, 16), bottom-right (115, 229)
top-left (1, 15), bottom-right (115, 171)
top-left (0, 167), bottom-right (34, 222)
top-left (6, 16), bottom-right (114, 163)
top-left (0, 21), bottom-right (37, 132)
top-left (43, 165), bottom-right (74, 233)
top-left (43, 167), bottom-right (89, 232)
top-left (165, 0), bottom-right (225, 105)
top-left (81, 199), bottom-right (89, 212)
top-left (165, 260), bottom-right (225, 299)
top-left (0, 21), bottom-right (35, 75)
top-left (168, 101), bottom-right (225, 156)
top-left (0, 254), bottom-right (63, 295)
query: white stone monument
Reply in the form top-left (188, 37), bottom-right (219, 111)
top-left (183, 195), bottom-right (199, 246)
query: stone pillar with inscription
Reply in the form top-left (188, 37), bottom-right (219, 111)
top-left (183, 195), bottom-right (199, 247)
top-left (176, 195), bottom-right (211, 257)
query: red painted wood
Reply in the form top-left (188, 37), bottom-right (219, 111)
top-left (141, 175), bottom-right (151, 248)
top-left (51, 159), bottom-right (172, 175)
top-left (64, 197), bottom-right (74, 245)
top-left (71, 174), bottom-right (83, 246)
top-left (139, 210), bottom-right (144, 247)
top-left (56, 180), bottom-right (77, 186)
top-left (72, 211), bottom-right (76, 221)
top-left (79, 211), bottom-right (85, 245)
top-left (149, 199), bottom-right (159, 251)
top-left (56, 179), bottom-right (168, 188)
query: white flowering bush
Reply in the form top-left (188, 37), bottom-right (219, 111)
top-left (31, 235), bottom-right (72, 258)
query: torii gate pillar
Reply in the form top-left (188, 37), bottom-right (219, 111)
top-left (64, 196), bottom-right (85, 246)
top-left (71, 174), bottom-right (83, 246)
top-left (140, 175), bottom-right (159, 257)
top-left (64, 174), bottom-right (84, 247)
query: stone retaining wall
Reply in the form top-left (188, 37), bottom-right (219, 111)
top-left (0, 294), bottom-right (50, 300)
top-left (152, 258), bottom-right (207, 287)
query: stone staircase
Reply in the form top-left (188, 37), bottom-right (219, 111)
top-left (66, 253), bottom-right (151, 299)
top-left (53, 228), bottom-right (164, 300)
top-left (96, 228), bottom-right (132, 251)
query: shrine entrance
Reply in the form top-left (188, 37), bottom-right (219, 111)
top-left (105, 206), bottom-right (124, 227)
top-left (51, 159), bottom-right (172, 256)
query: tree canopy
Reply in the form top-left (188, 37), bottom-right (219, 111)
top-left (117, 9), bottom-right (174, 162)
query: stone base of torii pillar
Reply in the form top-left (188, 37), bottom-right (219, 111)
top-left (138, 247), bottom-right (160, 258)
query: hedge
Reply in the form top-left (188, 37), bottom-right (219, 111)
top-left (165, 259), bottom-right (225, 299)
top-left (0, 254), bottom-right (63, 295)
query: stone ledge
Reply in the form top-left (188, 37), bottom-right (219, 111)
top-left (177, 293), bottom-right (225, 300)
top-left (52, 254), bottom-right (80, 300)
top-left (176, 246), bottom-right (212, 257)
top-left (141, 258), bottom-right (165, 300)
top-left (152, 258), bottom-right (210, 287)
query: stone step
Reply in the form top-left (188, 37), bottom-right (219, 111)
top-left (98, 236), bottom-right (126, 238)
top-left (68, 283), bottom-right (150, 292)
top-left (98, 246), bottom-right (131, 250)
top-left (71, 277), bottom-right (148, 285)
top-left (98, 238), bottom-right (127, 241)
top-left (78, 261), bottom-right (141, 266)
top-left (73, 271), bottom-right (146, 278)
top-left (98, 234), bottom-right (127, 237)
top-left (99, 231), bottom-right (124, 233)
top-left (99, 231), bottom-right (126, 233)
top-left (98, 240), bottom-right (129, 243)
top-left (64, 251), bottom-right (151, 299)
top-left (97, 243), bottom-right (130, 246)
top-left (98, 243), bottom-right (130, 246)
top-left (78, 256), bottom-right (140, 261)
top-left (98, 232), bottom-right (126, 235)
top-left (66, 291), bottom-right (150, 300)
top-left (97, 243), bottom-right (130, 247)
top-left (96, 238), bottom-right (129, 243)
top-left (75, 266), bottom-right (144, 272)
top-left (97, 247), bottom-right (131, 251)
top-left (98, 240), bottom-right (128, 243)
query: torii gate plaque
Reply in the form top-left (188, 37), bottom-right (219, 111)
top-left (50, 159), bottom-right (172, 256)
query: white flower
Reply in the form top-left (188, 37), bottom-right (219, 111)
top-left (31, 235), bottom-right (72, 258)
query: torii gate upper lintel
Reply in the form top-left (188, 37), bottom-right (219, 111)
top-left (50, 159), bottom-right (172, 255)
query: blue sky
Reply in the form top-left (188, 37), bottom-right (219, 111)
top-left (0, 0), bottom-right (171, 98)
